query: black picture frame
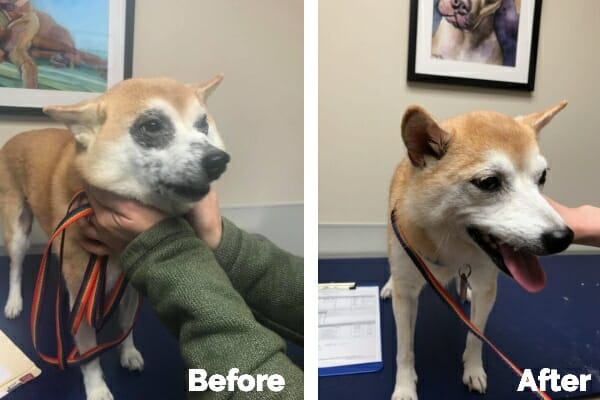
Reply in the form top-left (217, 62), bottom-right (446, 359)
top-left (407, 0), bottom-right (542, 91)
top-left (0, 0), bottom-right (135, 115)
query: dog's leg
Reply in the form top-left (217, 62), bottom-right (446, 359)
top-left (2, 201), bottom-right (32, 319)
top-left (64, 254), bottom-right (114, 400)
top-left (390, 279), bottom-right (422, 400)
top-left (462, 268), bottom-right (498, 394)
top-left (389, 242), bottom-right (425, 400)
top-left (75, 323), bottom-right (114, 400)
top-left (117, 284), bottom-right (144, 371)
top-left (5, 11), bottom-right (40, 89)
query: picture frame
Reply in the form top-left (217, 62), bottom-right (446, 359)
top-left (407, 0), bottom-right (542, 91)
top-left (0, 0), bottom-right (135, 115)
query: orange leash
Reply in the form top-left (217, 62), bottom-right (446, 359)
top-left (390, 210), bottom-right (552, 400)
top-left (30, 190), bottom-right (142, 369)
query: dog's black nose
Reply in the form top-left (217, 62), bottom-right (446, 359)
top-left (541, 227), bottom-right (574, 254)
top-left (451, 0), bottom-right (469, 14)
top-left (202, 150), bottom-right (230, 180)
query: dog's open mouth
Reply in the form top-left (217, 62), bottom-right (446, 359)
top-left (467, 228), bottom-right (546, 293)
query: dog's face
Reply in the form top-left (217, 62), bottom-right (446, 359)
top-left (400, 101), bottom-right (572, 292)
top-left (437, 0), bottom-right (502, 31)
top-left (44, 75), bottom-right (229, 211)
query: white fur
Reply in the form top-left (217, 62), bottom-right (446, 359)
top-left (4, 220), bottom-right (30, 319)
top-left (86, 98), bottom-right (226, 214)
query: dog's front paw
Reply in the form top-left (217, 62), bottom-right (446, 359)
top-left (120, 347), bottom-right (144, 371)
top-left (391, 368), bottom-right (418, 400)
top-left (391, 385), bottom-right (418, 400)
top-left (87, 384), bottom-right (114, 400)
top-left (463, 364), bottom-right (487, 393)
top-left (4, 295), bottom-right (23, 319)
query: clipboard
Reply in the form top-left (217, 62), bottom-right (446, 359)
top-left (0, 330), bottom-right (41, 398)
top-left (318, 285), bottom-right (383, 376)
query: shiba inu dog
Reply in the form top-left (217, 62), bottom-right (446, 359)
top-left (381, 101), bottom-right (572, 400)
top-left (0, 75), bottom-right (229, 400)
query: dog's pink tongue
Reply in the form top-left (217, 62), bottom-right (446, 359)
top-left (498, 244), bottom-right (546, 293)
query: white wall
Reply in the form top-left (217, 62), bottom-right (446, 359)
top-left (0, 0), bottom-right (303, 253)
top-left (319, 0), bottom-right (600, 256)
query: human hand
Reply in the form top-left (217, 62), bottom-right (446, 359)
top-left (546, 196), bottom-right (600, 247)
top-left (185, 189), bottom-right (223, 250)
top-left (79, 185), bottom-right (168, 256)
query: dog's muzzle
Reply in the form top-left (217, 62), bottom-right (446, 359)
top-left (467, 226), bottom-right (574, 293)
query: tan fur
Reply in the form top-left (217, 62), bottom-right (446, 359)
top-left (0, 75), bottom-right (224, 399)
top-left (0, 77), bottom-right (217, 293)
top-left (44, 76), bottom-right (222, 196)
top-left (0, 128), bottom-right (85, 292)
top-left (386, 101), bottom-right (568, 399)
top-left (390, 109), bottom-right (542, 261)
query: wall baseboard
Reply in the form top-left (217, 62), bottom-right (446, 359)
top-left (0, 203), bottom-right (304, 257)
top-left (319, 223), bottom-right (598, 258)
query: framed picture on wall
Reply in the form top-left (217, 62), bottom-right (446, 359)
top-left (0, 0), bottom-right (135, 114)
top-left (407, 0), bottom-right (542, 91)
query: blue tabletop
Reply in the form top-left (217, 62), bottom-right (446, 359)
top-left (0, 254), bottom-right (302, 400)
top-left (319, 255), bottom-right (600, 400)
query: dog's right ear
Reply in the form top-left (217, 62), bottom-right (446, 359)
top-left (515, 100), bottom-right (567, 134)
top-left (189, 73), bottom-right (224, 103)
top-left (44, 101), bottom-right (105, 149)
top-left (402, 105), bottom-right (450, 168)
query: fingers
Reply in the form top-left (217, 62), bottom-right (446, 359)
top-left (77, 213), bottom-right (111, 256)
top-left (82, 184), bottom-right (168, 251)
top-left (186, 188), bottom-right (223, 249)
top-left (84, 183), bottom-right (127, 215)
top-left (79, 213), bottom-right (100, 241)
top-left (85, 184), bottom-right (166, 227)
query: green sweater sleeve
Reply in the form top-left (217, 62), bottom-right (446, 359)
top-left (214, 219), bottom-right (303, 345)
top-left (119, 217), bottom-right (303, 400)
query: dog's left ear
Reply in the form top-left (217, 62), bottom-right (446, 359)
top-left (515, 100), bottom-right (568, 134)
top-left (402, 105), bottom-right (451, 168)
top-left (189, 73), bottom-right (224, 103)
top-left (44, 100), bottom-right (105, 149)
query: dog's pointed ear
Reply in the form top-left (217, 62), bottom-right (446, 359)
top-left (515, 100), bottom-right (567, 134)
top-left (44, 100), bottom-right (105, 149)
top-left (189, 73), bottom-right (224, 103)
top-left (402, 105), bottom-right (450, 168)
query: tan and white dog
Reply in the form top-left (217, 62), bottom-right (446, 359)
top-left (381, 102), bottom-right (572, 400)
top-left (0, 75), bottom-right (230, 400)
top-left (432, 0), bottom-right (504, 64)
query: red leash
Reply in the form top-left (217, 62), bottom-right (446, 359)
top-left (390, 210), bottom-right (552, 400)
top-left (30, 190), bottom-right (142, 369)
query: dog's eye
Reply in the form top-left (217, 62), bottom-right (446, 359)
top-left (195, 115), bottom-right (209, 135)
top-left (141, 119), bottom-right (163, 134)
top-left (538, 169), bottom-right (547, 186)
top-left (471, 176), bottom-right (501, 192)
